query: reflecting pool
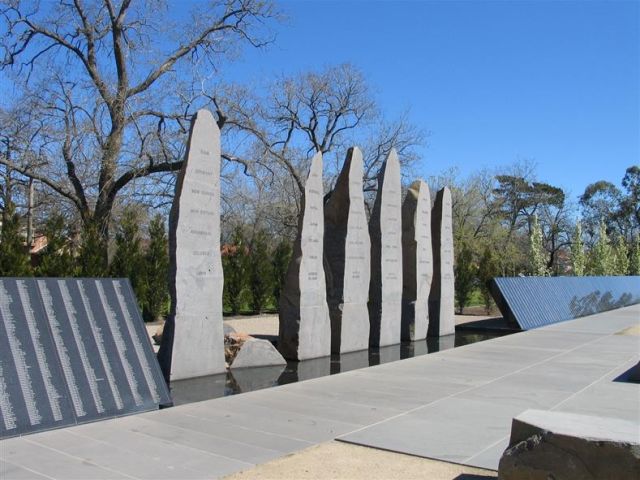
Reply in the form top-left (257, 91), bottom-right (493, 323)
top-left (169, 330), bottom-right (509, 406)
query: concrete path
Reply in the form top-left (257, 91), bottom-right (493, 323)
top-left (2, 305), bottom-right (638, 479)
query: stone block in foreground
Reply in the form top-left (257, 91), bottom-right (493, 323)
top-left (498, 409), bottom-right (640, 480)
top-left (230, 338), bottom-right (287, 369)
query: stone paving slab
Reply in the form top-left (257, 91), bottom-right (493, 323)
top-left (1, 460), bottom-right (51, 480)
top-left (283, 375), bottom-right (469, 411)
top-left (1, 437), bottom-right (134, 479)
top-left (232, 388), bottom-right (403, 424)
top-left (1, 305), bottom-right (638, 479)
top-left (177, 399), bottom-right (361, 444)
top-left (140, 409), bottom-right (313, 455)
top-left (60, 417), bottom-right (250, 478)
top-left (338, 305), bottom-right (640, 469)
top-left (22, 427), bottom-right (226, 480)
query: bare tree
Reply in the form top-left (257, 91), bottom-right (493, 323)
top-left (429, 168), bottom-right (503, 245)
top-left (218, 63), bottom-right (424, 232)
top-left (1, 0), bottom-right (278, 261)
top-left (538, 200), bottom-right (574, 273)
top-left (0, 103), bottom-right (52, 227)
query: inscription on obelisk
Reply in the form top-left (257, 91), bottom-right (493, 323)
top-left (279, 152), bottom-right (331, 360)
top-left (428, 187), bottom-right (455, 336)
top-left (401, 180), bottom-right (433, 341)
top-left (368, 150), bottom-right (403, 347)
top-left (324, 147), bottom-right (371, 354)
top-left (158, 109), bottom-right (225, 380)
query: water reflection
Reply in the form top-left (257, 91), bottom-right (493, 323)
top-left (279, 356), bottom-right (332, 385)
top-left (169, 331), bottom-right (507, 406)
top-left (171, 372), bottom-right (227, 405)
top-left (229, 365), bottom-right (286, 392)
top-left (335, 350), bottom-right (369, 373)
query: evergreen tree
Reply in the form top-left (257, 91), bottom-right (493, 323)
top-left (272, 239), bottom-right (292, 306)
top-left (629, 236), bottom-right (640, 275)
top-left (78, 221), bottom-right (108, 277)
top-left (477, 245), bottom-right (499, 314)
top-left (613, 235), bottom-right (630, 275)
top-left (587, 220), bottom-right (615, 275)
top-left (37, 214), bottom-right (76, 277)
top-left (0, 201), bottom-right (31, 276)
top-left (143, 215), bottom-right (169, 322)
top-left (110, 207), bottom-right (145, 305)
top-left (248, 231), bottom-right (273, 314)
top-left (529, 214), bottom-right (549, 276)
top-left (570, 222), bottom-right (586, 276)
top-left (454, 242), bottom-right (477, 314)
top-left (222, 227), bottom-right (248, 315)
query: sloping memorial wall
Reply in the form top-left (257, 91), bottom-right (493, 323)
top-left (491, 276), bottom-right (640, 330)
top-left (0, 277), bottom-right (171, 439)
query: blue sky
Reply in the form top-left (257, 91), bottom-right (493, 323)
top-left (222, 0), bottom-right (639, 200)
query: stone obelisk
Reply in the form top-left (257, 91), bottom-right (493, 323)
top-left (324, 147), bottom-right (371, 354)
top-left (368, 149), bottom-right (403, 347)
top-left (278, 152), bottom-right (331, 361)
top-left (158, 109), bottom-right (225, 381)
top-left (428, 187), bottom-right (455, 336)
top-left (401, 180), bottom-right (433, 341)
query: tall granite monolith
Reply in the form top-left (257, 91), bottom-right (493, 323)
top-left (368, 149), bottom-right (403, 347)
top-left (428, 187), bottom-right (455, 336)
top-left (278, 152), bottom-right (331, 361)
top-left (401, 180), bottom-right (433, 341)
top-left (324, 147), bottom-right (371, 354)
top-left (157, 109), bottom-right (225, 381)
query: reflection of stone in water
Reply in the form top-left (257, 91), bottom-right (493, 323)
top-left (401, 340), bottom-right (430, 359)
top-left (426, 334), bottom-right (456, 353)
top-left (230, 365), bottom-right (286, 393)
top-left (166, 331), bottom-right (508, 405)
top-left (338, 350), bottom-right (370, 373)
top-left (455, 332), bottom-right (497, 348)
top-left (330, 354), bottom-right (342, 375)
top-left (279, 356), bottom-right (332, 384)
top-left (297, 356), bottom-right (331, 381)
top-left (439, 334), bottom-right (456, 350)
top-left (169, 372), bottom-right (227, 406)
top-left (378, 344), bottom-right (402, 364)
top-left (413, 340), bottom-right (430, 357)
top-left (368, 344), bottom-right (402, 366)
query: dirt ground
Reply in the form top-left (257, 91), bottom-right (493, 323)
top-left (223, 441), bottom-right (497, 480)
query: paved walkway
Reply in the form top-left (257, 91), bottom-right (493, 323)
top-left (2, 306), bottom-right (638, 479)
